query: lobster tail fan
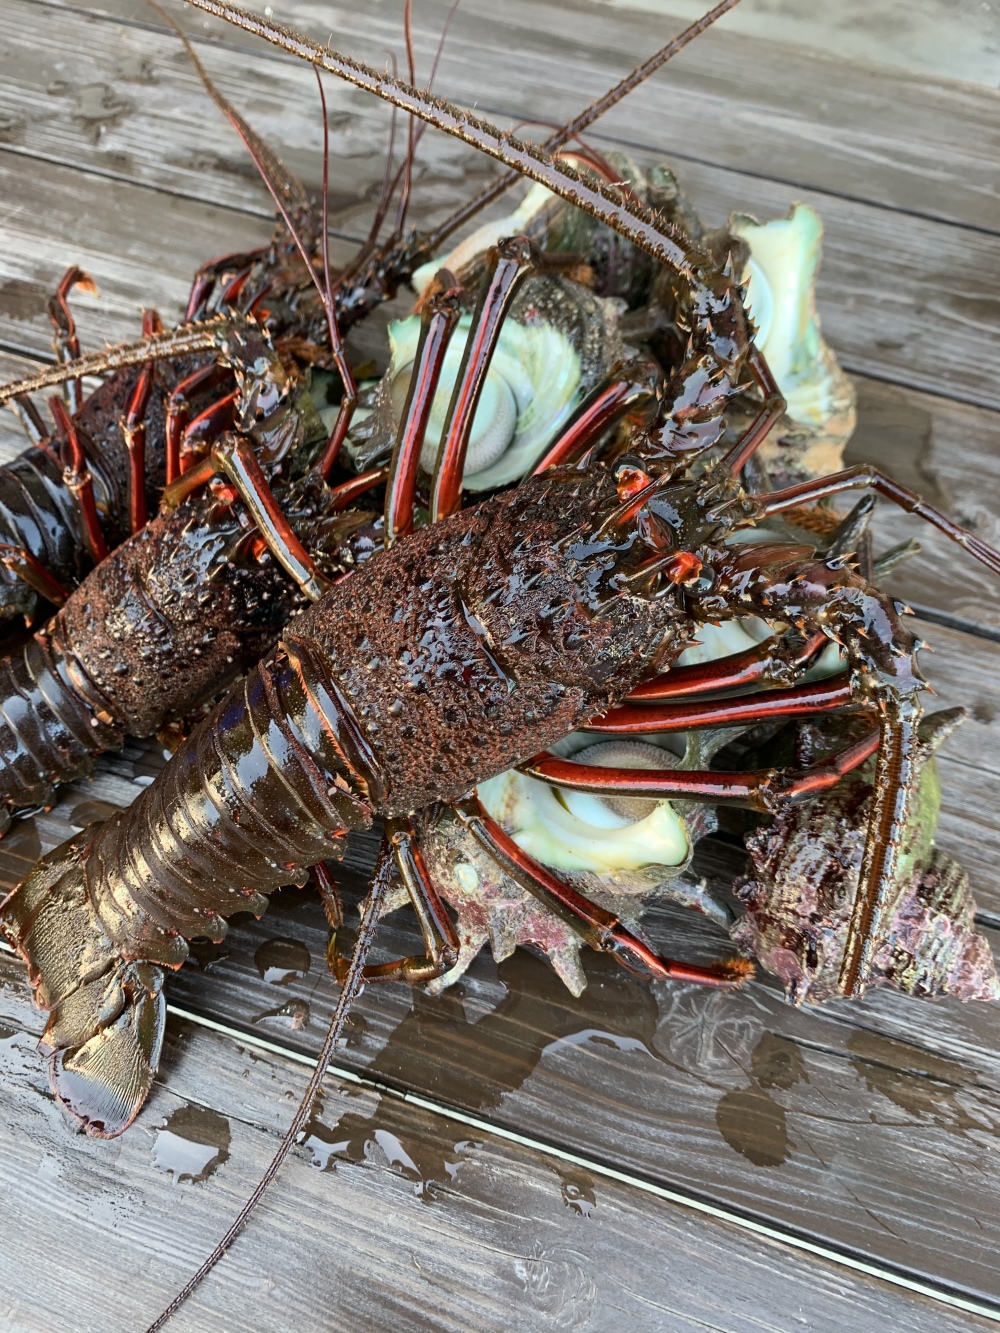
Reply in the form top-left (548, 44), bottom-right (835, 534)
top-left (1, 832), bottom-right (167, 1137)
top-left (47, 961), bottom-right (166, 1138)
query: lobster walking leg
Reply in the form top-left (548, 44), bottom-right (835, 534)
top-left (589, 671), bottom-right (859, 733)
top-left (430, 238), bottom-right (536, 520)
top-left (121, 309), bottom-right (164, 534)
top-left (48, 396), bottom-right (108, 563)
top-left (756, 464), bottom-right (1000, 577)
top-left (625, 630), bottom-right (830, 701)
top-left (343, 816), bottom-right (461, 985)
top-left (165, 363), bottom-right (232, 485)
top-left (384, 281), bottom-right (463, 545)
top-left (210, 436), bottom-right (332, 601)
top-left (48, 266), bottom-right (98, 415)
top-left (454, 794), bottom-right (749, 985)
top-left (524, 727), bottom-right (880, 811)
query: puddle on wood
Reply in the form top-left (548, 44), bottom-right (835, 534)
top-left (367, 948), bottom-right (661, 1113)
top-left (151, 1106), bottom-right (231, 1184)
top-left (848, 1030), bottom-right (993, 1137)
top-left (715, 1033), bottom-right (809, 1168)
top-left (252, 998), bottom-right (311, 1030)
top-left (558, 1167), bottom-right (596, 1217)
top-left (298, 1094), bottom-right (478, 1201)
top-left (255, 937), bottom-right (311, 986)
top-left (187, 939), bottom-right (231, 972)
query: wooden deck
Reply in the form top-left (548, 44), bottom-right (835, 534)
top-left (1, 2), bottom-right (999, 1329)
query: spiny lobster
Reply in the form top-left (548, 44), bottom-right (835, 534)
top-left (0, 0), bottom-right (723, 831)
top-left (5, 3), bottom-right (999, 1329)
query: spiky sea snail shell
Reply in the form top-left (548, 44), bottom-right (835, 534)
top-left (345, 275), bottom-right (627, 488)
top-left (384, 310), bottom-right (583, 489)
top-left (730, 203), bottom-right (857, 482)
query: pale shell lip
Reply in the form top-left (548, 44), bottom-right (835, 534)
top-left (478, 734), bottom-right (689, 877)
top-left (387, 312), bottom-right (584, 490)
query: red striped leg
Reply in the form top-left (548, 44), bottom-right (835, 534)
top-left (179, 389), bottom-right (239, 473)
top-left (48, 395), bottom-right (108, 563)
top-left (722, 346), bottom-right (786, 475)
top-left (210, 437), bottom-right (331, 601)
top-left (121, 308), bottom-right (163, 534)
top-left (627, 630), bottom-right (829, 703)
top-left (0, 542), bottom-right (70, 610)
top-left (590, 672), bottom-right (858, 734)
top-left (330, 467), bottom-right (388, 513)
top-left (531, 371), bottom-right (657, 474)
top-left (48, 266), bottom-right (98, 416)
top-left (165, 362), bottom-right (232, 485)
top-left (7, 394), bottom-right (50, 451)
top-left (430, 237), bottom-right (535, 521)
top-left (384, 281), bottom-right (462, 545)
top-left (454, 795), bottom-right (751, 986)
top-left (524, 726), bottom-right (879, 814)
top-left (756, 463), bottom-right (1000, 578)
top-left (839, 698), bottom-right (922, 996)
top-left (331, 817), bottom-right (460, 986)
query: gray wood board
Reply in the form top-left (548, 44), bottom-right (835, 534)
top-left (3, 6), bottom-right (1000, 411)
top-left (3, 956), bottom-right (987, 1333)
top-left (22, 0), bottom-right (1000, 231)
top-left (0, 623), bottom-right (998, 1306)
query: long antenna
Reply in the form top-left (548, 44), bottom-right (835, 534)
top-left (142, 853), bottom-right (392, 1333)
top-left (421, 0), bottom-right (743, 252)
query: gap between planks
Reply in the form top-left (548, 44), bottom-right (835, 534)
top-left (0, 929), bottom-right (995, 1327)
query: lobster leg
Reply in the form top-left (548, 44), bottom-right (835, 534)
top-left (721, 346), bottom-right (786, 475)
top-left (454, 794), bottom-right (750, 986)
top-left (430, 238), bottom-right (536, 520)
top-left (0, 542), bottom-right (70, 611)
top-left (384, 281), bottom-right (463, 545)
top-left (338, 815), bottom-right (460, 985)
top-left (165, 362), bottom-right (232, 486)
top-left (626, 629), bottom-right (829, 701)
top-left (48, 395), bottom-right (108, 564)
top-left (7, 393), bottom-right (50, 449)
top-left (756, 464), bottom-right (1000, 578)
top-left (532, 368), bottom-right (658, 474)
top-left (589, 671), bottom-right (859, 733)
top-left (523, 727), bottom-right (880, 812)
top-left (210, 436), bottom-right (332, 601)
top-left (180, 388), bottom-right (239, 473)
top-left (120, 308), bottom-right (163, 534)
top-left (48, 265), bottom-right (98, 415)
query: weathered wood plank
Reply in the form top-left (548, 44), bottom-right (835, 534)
top-left (1, 621), bottom-right (999, 1306)
top-left (26, 0), bottom-right (1000, 232)
top-left (5, 5), bottom-right (1000, 413)
top-left (4, 955), bottom-right (985, 1333)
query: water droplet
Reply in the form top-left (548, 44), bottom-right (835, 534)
top-left (559, 1168), bottom-right (596, 1217)
top-left (151, 1106), bottom-right (231, 1184)
top-left (252, 998), bottom-right (310, 1030)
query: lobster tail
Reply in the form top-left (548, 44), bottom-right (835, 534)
top-left (1, 829), bottom-right (166, 1137)
top-left (0, 635), bottom-right (120, 831)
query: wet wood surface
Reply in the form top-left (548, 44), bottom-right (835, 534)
top-left (1, 1), bottom-right (999, 1330)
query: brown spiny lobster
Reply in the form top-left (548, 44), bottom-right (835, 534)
top-left (7, 3), bottom-right (1000, 1328)
top-left (0, 0), bottom-right (723, 832)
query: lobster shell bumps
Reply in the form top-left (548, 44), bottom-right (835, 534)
top-left (27, 468), bottom-right (685, 961)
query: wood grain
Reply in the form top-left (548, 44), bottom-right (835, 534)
top-left (26, 0), bottom-right (1000, 231)
top-left (4, 955), bottom-right (988, 1333)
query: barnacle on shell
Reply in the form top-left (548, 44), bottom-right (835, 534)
top-left (732, 709), bottom-right (999, 1005)
top-left (730, 203), bottom-right (857, 483)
